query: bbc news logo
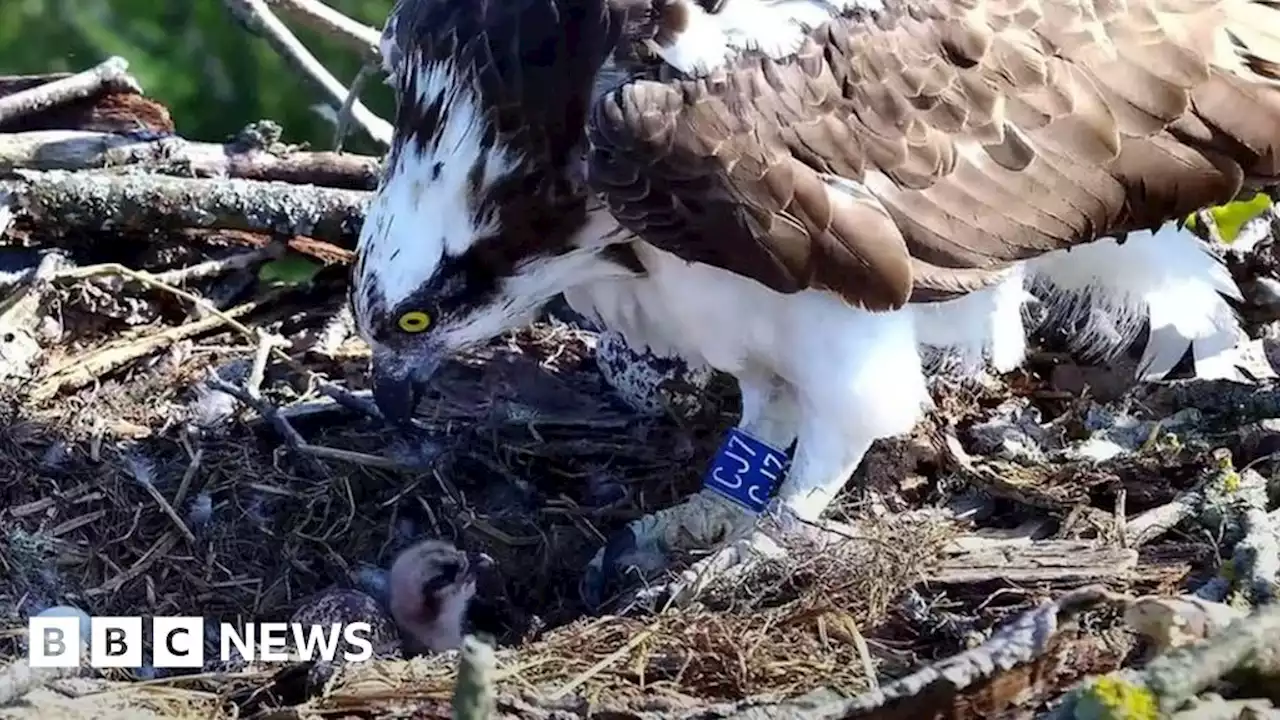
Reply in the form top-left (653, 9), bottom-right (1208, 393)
top-left (28, 616), bottom-right (374, 668)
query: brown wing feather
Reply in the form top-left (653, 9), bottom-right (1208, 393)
top-left (587, 0), bottom-right (1280, 307)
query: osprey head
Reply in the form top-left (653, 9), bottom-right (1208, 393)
top-left (352, 0), bottom-right (625, 424)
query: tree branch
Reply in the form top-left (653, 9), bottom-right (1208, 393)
top-left (261, 0), bottom-right (383, 57)
top-left (222, 0), bottom-right (391, 148)
top-left (0, 130), bottom-right (380, 189)
top-left (0, 57), bottom-right (140, 125)
top-left (5, 169), bottom-right (369, 244)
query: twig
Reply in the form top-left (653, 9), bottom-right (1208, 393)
top-left (6, 169), bottom-right (369, 244)
top-left (547, 626), bottom-right (656, 701)
top-left (222, 0), bottom-right (392, 147)
top-left (1123, 449), bottom-right (1248, 548)
top-left (316, 382), bottom-right (382, 419)
top-left (52, 258), bottom-right (384, 447)
top-left (0, 57), bottom-right (139, 125)
top-left (204, 375), bottom-right (359, 477)
top-left (296, 444), bottom-right (414, 471)
top-left (173, 447), bottom-right (203, 510)
top-left (1170, 697), bottom-right (1277, 719)
top-left (333, 60), bottom-right (380, 152)
top-left (453, 635), bottom-right (497, 720)
top-left (247, 330), bottom-right (289, 399)
top-left (136, 473), bottom-right (198, 545)
top-left (1124, 595), bottom-right (1246, 653)
top-left (86, 532), bottom-right (180, 596)
top-left (824, 586), bottom-right (1130, 719)
top-left (151, 249), bottom-right (273, 287)
top-left (29, 299), bottom-right (264, 400)
top-left (929, 540), bottom-right (1138, 587)
top-left (1216, 507), bottom-right (1280, 605)
top-left (57, 262), bottom-right (264, 341)
top-left (207, 374), bottom-right (310, 450)
top-left (261, 0), bottom-right (383, 55)
top-left (1125, 491), bottom-right (1207, 548)
top-left (0, 130), bottom-right (381, 189)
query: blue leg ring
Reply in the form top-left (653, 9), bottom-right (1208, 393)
top-left (701, 427), bottom-right (791, 514)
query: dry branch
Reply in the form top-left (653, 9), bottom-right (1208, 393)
top-left (4, 169), bottom-right (369, 244)
top-left (1052, 599), bottom-right (1280, 718)
top-left (0, 130), bottom-right (381, 189)
top-left (262, 0), bottom-right (383, 56)
top-left (930, 540), bottom-right (1138, 586)
top-left (222, 0), bottom-right (391, 148)
top-left (0, 57), bottom-right (139, 125)
top-left (29, 298), bottom-right (265, 400)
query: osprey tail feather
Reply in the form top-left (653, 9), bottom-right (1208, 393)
top-left (1026, 222), bottom-right (1245, 381)
top-left (1220, 0), bottom-right (1280, 83)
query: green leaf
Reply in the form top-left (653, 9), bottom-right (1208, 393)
top-left (258, 254), bottom-right (322, 287)
top-left (1203, 193), bottom-right (1275, 244)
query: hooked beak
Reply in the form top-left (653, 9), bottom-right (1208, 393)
top-left (371, 349), bottom-right (441, 426)
top-left (463, 551), bottom-right (495, 581)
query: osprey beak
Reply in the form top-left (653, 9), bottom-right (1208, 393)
top-left (464, 551), bottom-right (495, 580)
top-left (371, 350), bottom-right (440, 426)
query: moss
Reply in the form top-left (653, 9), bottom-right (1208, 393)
top-left (1214, 449), bottom-right (1235, 471)
top-left (1073, 676), bottom-right (1159, 720)
top-left (1223, 470), bottom-right (1242, 493)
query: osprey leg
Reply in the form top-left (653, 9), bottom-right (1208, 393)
top-left (581, 374), bottom-right (800, 608)
top-left (583, 303), bottom-right (930, 608)
top-left (652, 424), bottom-right (878, 608)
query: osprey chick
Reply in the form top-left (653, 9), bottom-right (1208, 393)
top-left (388, 539), bottom-right (493, 653)
top-left (354, 0), bottom-right (1280, 606)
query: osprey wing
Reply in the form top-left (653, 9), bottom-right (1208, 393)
top-left (586, 0), bottom-right (1280, 308)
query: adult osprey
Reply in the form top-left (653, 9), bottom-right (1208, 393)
top-left (353, 0), bottom-right (1280, 605)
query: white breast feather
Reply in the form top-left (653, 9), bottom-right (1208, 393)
top-left (650, 0), bottom-right (883, 75)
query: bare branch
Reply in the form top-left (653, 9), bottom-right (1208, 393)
top-left (222, 0), bottom-right (391, 148)
top-left (261, 0), bottom-right (383, 56)
top-left (333, 60), bottom-right (381, 152)
top-left (0, 57), bottom-right (140, 125)
top-left (0, 129), bottom-right (380, 189)
top-left (5, 169), bottom-right (369, 244)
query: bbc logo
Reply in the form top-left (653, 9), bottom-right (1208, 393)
top-left (29, 616), bottom-right (206, 668)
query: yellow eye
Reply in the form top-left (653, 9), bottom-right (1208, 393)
top-left (397, 311), bottom-right (432, 333)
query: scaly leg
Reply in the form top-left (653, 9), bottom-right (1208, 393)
top-left (582, 303), bottom-right (930, 610)
top-left (582, 373), bottom-right (799, 608)
top-left (643, 407), bottom-right (879, 608)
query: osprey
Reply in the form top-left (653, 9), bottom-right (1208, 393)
top-left (353, 0), bottom-right (1280, 605)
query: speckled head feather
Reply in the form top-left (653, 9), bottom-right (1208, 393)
top-left (353, 0), bottom-right (628, 320)
top-left (351, 0), bottom-right (646, 422)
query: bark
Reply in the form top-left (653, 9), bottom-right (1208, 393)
top-left (929, 540), bottom-right (1139, 587)
top-left (4, 169), bottom-right (369, 244)
top-left (0, 130), bottom-right (381, 190)
top-left (0, 57), bottom-right (139, 126)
